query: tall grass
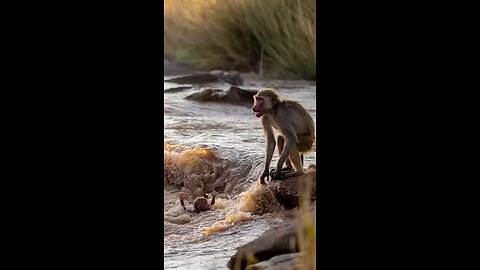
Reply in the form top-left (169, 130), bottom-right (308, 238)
top-left (164, 0), bottom-right (316, 80)
top-left (297, 175), bottom-right (316, 270)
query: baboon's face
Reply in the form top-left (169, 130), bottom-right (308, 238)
top-left (252, 95), bottom-right (273, 117)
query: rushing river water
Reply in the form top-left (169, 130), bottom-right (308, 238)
top-left (164, 78), bottom-right (316, 270)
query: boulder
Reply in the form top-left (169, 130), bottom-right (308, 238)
top-left (163, 85), bottom-right (192, 93)
top-left (164, 73), bottom-right (220, 84)
top-left (227, 221), bottom-right (300, 270)
top-left (184, 88), bottom-right (223, 102)
top-left (245, 253), bottom-right (304, 270)
top-left (226, 86), bottom-right (257, 105)
top-left (165, 70), bottom-right (244, 85)
top-left (185, 86), bottom-right (258, 107)
top-left (267, 168), bottom-right (316, 210)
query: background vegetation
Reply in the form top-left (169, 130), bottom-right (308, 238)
top-left (164, 0), bottom-right (316, 80)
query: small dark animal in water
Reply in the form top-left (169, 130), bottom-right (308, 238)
top-left (179, 190), bottom-right (217, 214)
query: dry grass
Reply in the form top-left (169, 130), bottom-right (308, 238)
top-left (297, 175), bottom-right (316, 270)
top-left (164, 0), bottom-right (316, 79)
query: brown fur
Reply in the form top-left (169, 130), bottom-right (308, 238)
top-left (179, 191), bottom-right (216, 213)
top-left (252, 89), bottom-right (315, 183)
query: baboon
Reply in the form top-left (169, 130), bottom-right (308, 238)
top-left (179, 190), bottom-right (217, 214)
top-left (251, 89), bottom-right (315, 184)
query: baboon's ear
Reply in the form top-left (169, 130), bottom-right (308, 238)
top-left (271, 94), bottom-right (279, 104)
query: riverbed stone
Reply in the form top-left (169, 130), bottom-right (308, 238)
top-left (184, 88), bottom-right (221, 102)
top-left (164, 85), bottom-right (192, 93)
top-left (226, 86), bottom-right (257, 105)
top-left (164, 73), bottom-right (220, 84)
top-left (245, 252), bottom-right (304, 270)
top-left (227, 221), bottom-right (299, 270)
top-left (164, 70), bottom-right (244, 85)
top-left (267, 167), bottom-right (316, 210)
top-left (185, 86), bottom-right (258, 107)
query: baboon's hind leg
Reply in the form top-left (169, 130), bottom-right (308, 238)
top-left (278, 149), bottom-right (304, 180)
top-left (277, 135), bottom-right (293, 171)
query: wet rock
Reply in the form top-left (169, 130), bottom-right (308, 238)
top-left (164, 85), bottom-right (192, 93)
top-left (185, 86), bottom-right (257, 107)
top-left (267, 167), bottom-right (316, 210)
top-left (227, 221), bottom-right (299, 270)
top-left (184, 88), bottom-right (222, 102)
top-left (226, 86), bottom-right (257, 105)
top-left (165, 70), bottom-right (244, 85)
top-left (165, 73), bottom-right (220, 84)
top-left (245, 253), bottom-right (303, 270)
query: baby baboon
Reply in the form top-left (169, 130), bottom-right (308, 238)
top-left (252, 89), bottom-right (315, 184)
top-left (179, 190), bottom-right (217, 214)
